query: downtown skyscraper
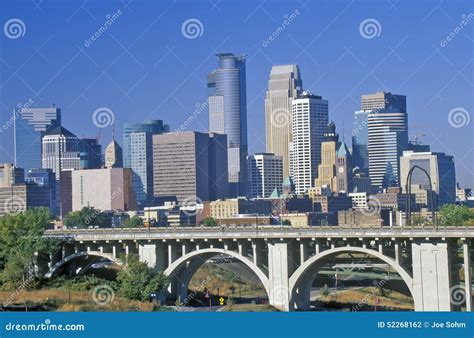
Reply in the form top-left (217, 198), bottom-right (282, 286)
top-left (123, 120), bottom-right (169, 206)
top-left (290, 91), bottom-right (328, 195)
top-left (208, 53), bottom-right (248, 197)
top-left (264, 65), bottom-right (302, 179)
top-left (14, 107), bottom-right (61, 175)
top-left (363, 91), bottom-right (408, 190)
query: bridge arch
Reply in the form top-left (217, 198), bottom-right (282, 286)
top-left (289, 246), bottom-right (414, 311)
top-left (164, 248), bottom-right (270, 302)
top-left (45, 251), bottom-right (123, 278)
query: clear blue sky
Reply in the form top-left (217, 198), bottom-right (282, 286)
top-left (0, 0), bottom-right (472, 187)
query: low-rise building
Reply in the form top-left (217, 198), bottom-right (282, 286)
top-left (71, 168), bottom-right (136, 212)
top-left (210, 198), bottom-right (272, 219)
top-left (348, 192), bottom-right (368, 209)
top-left (312, 194), bottom-right (352, 213)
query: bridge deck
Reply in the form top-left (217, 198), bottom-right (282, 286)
top-left (43, 225), bottom-right (474, 241)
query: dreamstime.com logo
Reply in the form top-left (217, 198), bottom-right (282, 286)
top-left (448, 107), bottom-right (470, 128)
top-left (92, 284), bottom-right (115, 306)
top-left (359, 18), bottom-right (382, 39)
top-left (262, 9), bottom-right (301, 48)
top-left (272, 285), bottom-right (289, 304)
top-left (181, 196), bottom-right (203, 217)
top-left (360, 196), bottom-right (381, 217)
top-left (3, 18), bottom-right (26, 39)
top-left (84, 10), bottom-right (123, 47)
top-left (450, 285), bottom-right (466, 306)
top-left (92, 107), bottom-right (115, 128)
top-left (4, 319), bottom-right (85, 332)
top-left (3, 196), bottom-right (26, 215)
top-left (270, 108), bottom-right (290, 128)
top-left (181, 18), bottom-right (204, 39)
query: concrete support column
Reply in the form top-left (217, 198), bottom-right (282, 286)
top-left (378, 240), bottom-right (383, 254)
top-left (168, 242), bottom-right (178, 266)
top-left (299, 241), bottom-right (308, 265)
top-left (412, 242), bottom-right (452, 311)
top-left (268, 242), bottom-right (290, 311)
top-left (394, 240), bottom-right (401, 264)
top-left (238, 242), bottom-right (243, 256)
top-left (252, 240), bottom-right (262, 267)
top-left (463, 241), bottom-right (472, 311)
top-left (181, 242), bottom-right (189, 257)
top-left (156, 242), bottom-right (167, 271)
top-left (139, 243), bottom-right (158, 269)
top-left (112, 245), bottom-right (117, 258)
top-left (315, 242), bottom-right (320, 255)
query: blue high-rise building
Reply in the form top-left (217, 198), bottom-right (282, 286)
top-left (14, 107), bottom-right (61, 176)
top-left (123, 120), bottom-right (168, 207)
top-left (26, 168), bottom-right (58, 214)
top-left (357, 92), bottom-right (408, 190)
top-left (352, 110), bottom-right (370, 176)
top-left (79, 138), bottom-right (102, 169)
top-left (208, 53), bottom-right (248, 197)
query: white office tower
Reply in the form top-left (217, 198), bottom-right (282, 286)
top-left (247, 153), bottom-right (283, 198)
top-left (290, 91), bottom-right (328, 195)
top-left (265, 65), bottom-right (302, 179)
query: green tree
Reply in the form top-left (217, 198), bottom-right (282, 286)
top-left (121, 215), bottom-right (144, 228)
top-left (0, 208), bottom-right (60, 288)
top-left (64, 207), bottom-right (111, 228)
top-left (438, 204), bottom-right (474, 227)
top-left (117, 255), bottom-right (168, 301)
top-left (200, 217), bottom-right (218, 227)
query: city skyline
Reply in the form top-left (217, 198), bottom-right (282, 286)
top-left (0, 0), bottom-right (472, 190)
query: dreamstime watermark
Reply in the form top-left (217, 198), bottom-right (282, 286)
top-left (92, 284), bottom-right (115, 306)
top-left (174, 100), bottom-right (208, 133)
top-left (440, 13), bottom-right (474, 47)
top-left (3, 18), bottom-right (26, 39)
top-left (180, 196), bottom-right (203, 217)
top-left (181, 18), bottom-right (204, 39)
top-left (262, 9), bottom-right (300, 47)
top-left (0, 99), bottom-right (34, 134)
top-left (83, 187), bottom-right (122, 226)
top-left (84, 10), bottom-right (123, 47)
top-left (450, 285), bottom-right (466, 306)
top-left (351, 275), bottom-right (389, 311)
top-left (3, 196), bottom-right (26, 215)
top-left (361, 196), bottom-right (381, 217)
top-left (272, 285), bottom-right (289, 304)
top-left (270, 108), bottom-right (290, 128)
top-left (2, 273), bottom-right (35, 307)
top-left (92, 107), bottom-right (115, 128)
top-left (5, 319), bottom-right (85, 332)
top-left (448, 107), bottom-right (470, 128)
top-left (359, 18), bottom-right (382, 39)
top-left (176, 276), bottom-right (212, 309)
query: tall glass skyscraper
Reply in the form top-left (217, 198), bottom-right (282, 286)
top-left (79, 138), bottom-right (102, 169)
top-left (352, 110), bottom-right (370, 176)
top-left (123, 120), bottom-right (169, 206)
top-left (208, 53), bottom-right (248, 197)
top-left (265, 65), bottom-right (302, 179)
top-left (362, 92), bottom-right (408, 190)
top-left (14, 107), bottom-right (61, 175)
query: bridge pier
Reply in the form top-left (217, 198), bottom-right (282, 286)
top-left (463, 241), bottom-right (472, 311)
top-left (412, 241), bottom-right (453, 311)
top-left (268, 242), bottom-right (291, 311)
